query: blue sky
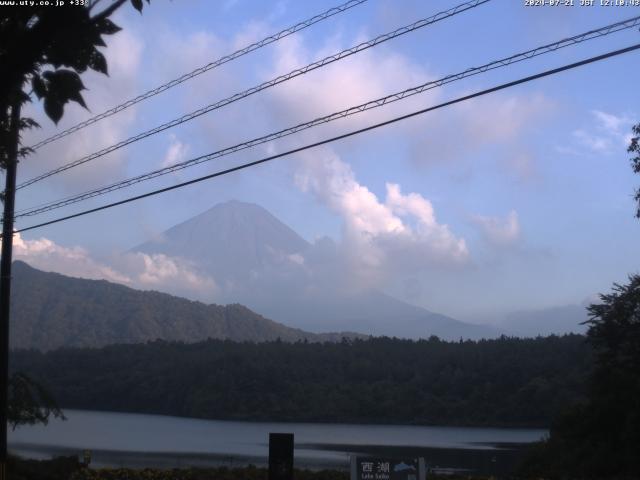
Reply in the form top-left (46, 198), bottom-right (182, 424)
top-left (13, 0), bottom-right (640, 322)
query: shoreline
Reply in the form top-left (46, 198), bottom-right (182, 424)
top-left (10, 440), bottom-right (535, 475)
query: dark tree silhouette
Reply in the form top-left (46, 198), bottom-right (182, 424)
top-left (629, 123), bottom-right (640, 218)
top-left (7, 373), bottom-right (64, 430)
top-left (0, 0), bottom-right (151, 471)
top-left (582, 276), bottom-right (640, 473)
top-left (521, 127), bottom-right (640, 479)
top-left (1, 0), bottom-right (150, 129)
top-left (11, 335), bottom-right (592, 428)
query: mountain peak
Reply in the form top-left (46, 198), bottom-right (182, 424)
top-left (134, 200), bottom-right (309, 281)
top-left (208, 199), bottom-right (266, 213)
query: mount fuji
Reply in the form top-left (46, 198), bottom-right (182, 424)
top-left (134, 200), bottom-right (497, 340)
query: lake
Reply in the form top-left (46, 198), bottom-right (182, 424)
top-left (9, 410), bottom-right (546, 475)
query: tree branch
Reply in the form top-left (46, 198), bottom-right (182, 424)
top-left (91, 0), bottom-right (128, 22)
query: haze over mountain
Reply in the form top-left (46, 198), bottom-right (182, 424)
top-left (499, 305), bottom-right (589, 337)
top-left (10, 201), bottom-right (585, 344)
top-left (136, 200), bottom-right (309, 286)
top-left (9, 261), bottom-right (360, 351)
top-left (134, 200), bottom-right (497, 340)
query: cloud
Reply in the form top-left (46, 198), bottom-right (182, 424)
top-left (260, 32), bottom-right (552, 182)
top-left (295, 148), bottom-right (468, 288)
top-left (13, 233), bottom-right (131, 284)
top-left (564, 110), bottom-right (635, 155)
top-left (9, 233), bottom-right (217, 302)
top-left (162, 134), bottom-right (190, 168)
top-left (231, 24), bottom-right (266, 50)
top-left (592, 110), bottom-right (631, 135)
top-left (287, 253), bottom-right (305, 266)
top-left (19, 28), bottom-right (145, 193)
top-left (463, 94), bottom-right (552, 145)
top-left (572, 129), bottom-right (610, 153)
top-left (147, 25), bottom-right (270, 154)
top-left (409, 92), bottom-right (553, 180)
top-left (256, 33), bottom-right (449, 163)
top-left (107, 11), bottom-right (555, 193)
top-left (268, 35), bottom-right (431, 126)
top-left (472, 210), bottom-right (520, 247)
top-left (120, 252), bottom-right (217, 298)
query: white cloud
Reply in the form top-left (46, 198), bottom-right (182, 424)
top-left (265, 34), bottom-right (435, 141)
top-left (9, 233), bottom-right (217, 302)
top-left (129, 252), bottom-right (217, 296)
top-left (295, 148), bottom-right (468, 287)
top-left (592, 110), bottom-right (630, 135)
top-left (19, 29), bottom-right (145, 192)
top-left (472, 210), bottom-right (520, 247)
top-left (287, 253), bottom-right (305, 266)
top-left (263, 32), bottom-right (552, 181)
top-left (231, 20), bottom-right (270, 50)
top-left (134, 13), bottom-right (554, 190)
top-left (573, 129), bottom-right (610, 153)
top-left (162, 134), bottom-right (190, 168)
top-left (408, 93), bottom-right (553, 183)
top-left (462, 94), bottom-right (553, 145)
top-left (13, 233), bottom-right (132, 284)
top-left (565, 110), bottom-right (635, 155)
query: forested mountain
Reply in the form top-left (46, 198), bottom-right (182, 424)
top-left (9, 261), bottom-right (359, 351)
top-left (12, 335), bottom-right (592, 427)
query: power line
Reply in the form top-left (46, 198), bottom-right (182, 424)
top-left (27, 0), bottom-right (369, 151)
top-left (15, 14), bottom-right (640, 219)
top-left (13, 43), bottom-right (640, 236)
top-left (16, 0), bottom-right (490, 191)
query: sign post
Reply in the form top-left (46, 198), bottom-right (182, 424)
top-left (350, 456), bottom-right (426, 480)
top-left (268, 433), bottom-right (294, 480)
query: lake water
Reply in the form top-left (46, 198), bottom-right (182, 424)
top-left (9, 410), bottom-right (546, 475)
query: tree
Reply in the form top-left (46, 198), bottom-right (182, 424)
top-left (628, 123), bottom-right (640, 218)
top-left (0, 0), bottom-right (151, 472)
top-left (581, 277), bottom-right (640, 476)
top-left (520, 125), bottom-right (640, 479)
top-left (7, 373), bottom-right (65, 430)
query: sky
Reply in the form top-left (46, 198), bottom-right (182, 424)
top-left (10, 0), bottom-right (640, 323)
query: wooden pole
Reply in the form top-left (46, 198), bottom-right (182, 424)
top-left (0, 99), bottom-right (21, 479)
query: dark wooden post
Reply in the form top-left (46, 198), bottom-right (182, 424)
top-left (0, 98), bottom-right (20, 480)
top-left (268, 433), bottom-right (294, 480)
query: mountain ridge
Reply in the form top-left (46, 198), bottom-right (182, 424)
top-left (9, 260), bottom-right (365, 351)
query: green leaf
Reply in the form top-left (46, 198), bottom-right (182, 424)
top-left (31, 75), bottom-right (47, 99)
top-left (41, 69), bottom-right (89, 122)
top-left (18, 146), bottom-right (35, 159)
top-left (88, 50), bottom-right (108, 75)
top-left (19, 118), bottom-right (40, 130)
top-left (93, 35), bottom-right (107, 48)
top-left (8, 373), bottom-right (65, 430)
top-left (96, 18), bottom-right (122, 35)
top-left (44, 69), bottom-right (86, 103)
top-left (69, 90), bottom-right (87, 109)
top-left (131, 0), bottom-right (143, 12)
top-left (43, 96), bottom-right (64, 124)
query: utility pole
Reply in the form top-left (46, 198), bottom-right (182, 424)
top-left (0, 99), bottom-right (21, 480)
